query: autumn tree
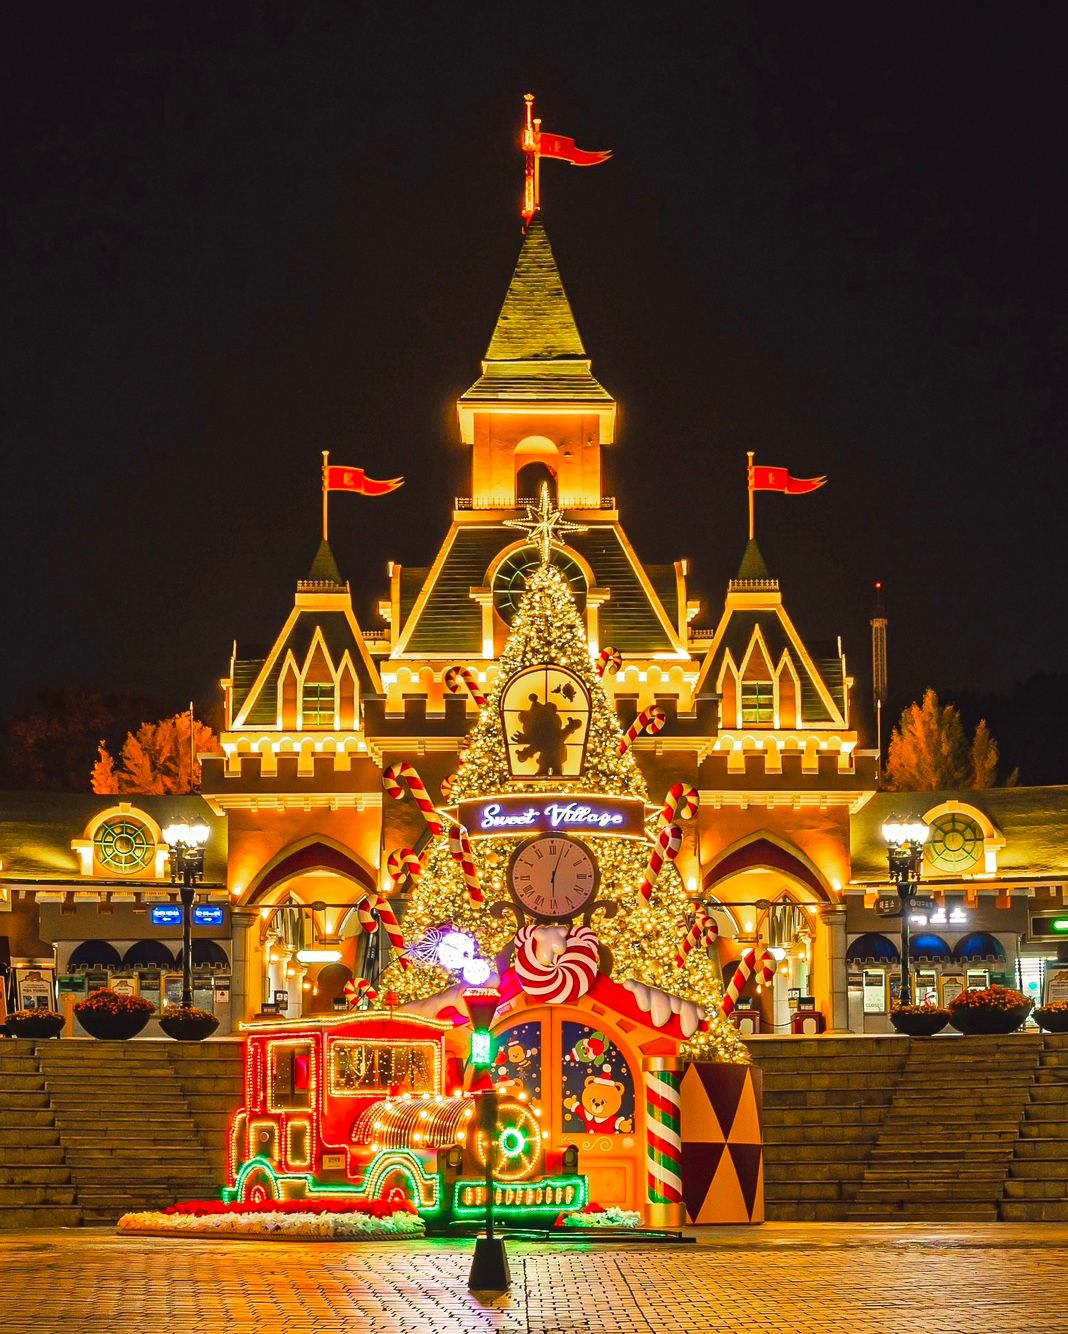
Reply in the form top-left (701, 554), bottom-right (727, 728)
top-left (886, 689), bottom-right (1007, 790)
top-left (92, 711), bottom-right (221, 795)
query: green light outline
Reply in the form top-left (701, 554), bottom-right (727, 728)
top-left (450, 1173), bottom-right (588, 1219)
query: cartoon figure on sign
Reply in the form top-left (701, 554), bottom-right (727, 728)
top-left (494, 1038), bottom-right (539, 1092)
top-left (564, 1065), bottom-right (634, 1134)
top-left (566, 1030), bottom-right (609, 1065)
top-left (511, 694), bottom-right (582, 776)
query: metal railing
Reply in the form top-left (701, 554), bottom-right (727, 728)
top-left (454, 496), bottom-right (616, 511)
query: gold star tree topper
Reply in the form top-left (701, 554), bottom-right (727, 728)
top-left (503, 483), bottom-right (588, 562)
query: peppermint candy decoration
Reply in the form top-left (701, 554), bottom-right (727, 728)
top-left (383, 762), bottom-right (443, 836)
top-left (638, 823), bottom-right (682, 902)
top-left (595, 646), bottom-right (622, 678)
top-left (444, 665), bottom-right (488, 709)
top-left (619, 705), bottom-right (667, 755)
top-left (513, 925), bottom-right (600, 1004)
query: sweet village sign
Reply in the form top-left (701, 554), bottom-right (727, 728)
top-left (456, 794), bottom-right (648, 839)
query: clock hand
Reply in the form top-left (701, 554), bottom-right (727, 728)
top-left (550, 846), bottom-right (565, 889)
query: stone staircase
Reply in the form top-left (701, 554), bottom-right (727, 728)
top-left (0, 1040), bottom-right (81, 1229)
top-left (36, 1041), bottom-right (222, 1225)
top-left (1001, 1034), bottom-right (1068, 1221)
top-left (848, 1033), bottom-right (1043, 1222)
top-left (749, 1037), bottom-right (908, 1221)
top-left (167, 1042), bottom-right (244, 1181)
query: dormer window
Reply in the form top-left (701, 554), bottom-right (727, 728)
top-left (302, 682), bottom-right (335, 728)
top-left (741, 680), bottom-right (774, 726)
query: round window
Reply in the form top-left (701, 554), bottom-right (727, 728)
top-left (492, 546), bottom-right (587, 624)
top-left (925, 813), bottom-right (983, 874)
top-left (94, 818), bottom-right (154, 874)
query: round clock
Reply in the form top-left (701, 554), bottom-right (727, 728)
top-left (507, 834), bottom-right (599, 921)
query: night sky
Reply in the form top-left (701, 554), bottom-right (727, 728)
top-left (6, 5), bottom-right (1067, 751)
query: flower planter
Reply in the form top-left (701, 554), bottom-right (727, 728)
top-left (948, 1004), bottom-right (1032, 1035)
top-left (6, 1013), bottom-right (65, 1039)
top-left (159, 1011), bottom-right (220, 1042)
top-left (890, 1009), bottom-right (949, 1037)
top-left (75, 1009), bottom-right (152, 1041)
top-left (1033, 1006), bottom-right (1068, 1034)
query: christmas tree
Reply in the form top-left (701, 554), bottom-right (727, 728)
top-left (382, 554), bottom-right (748, 1064)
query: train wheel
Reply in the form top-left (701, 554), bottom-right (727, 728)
top-left (241, 1165), bottom-right (279, 1205)
top-left (377, 1170), bottom-right (415, 1210)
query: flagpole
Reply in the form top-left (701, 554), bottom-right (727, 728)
top-left (747, 451), bottom-right (755, 541)
top-left (321, 450), bottom-right (330, 542)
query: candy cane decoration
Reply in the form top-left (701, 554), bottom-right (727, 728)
top-left (512, 925), bottom-right (599, 1003)
top-left (353, 894), bottom-right (409, 968)
top-left (444, 665), bottom-right (488, 709)
top-left (439, 773), bottom-right (456, 802)
top-left (659, 782), bottom-right (698, 828)
top-left (638, 823), bottom-right (682, 902)
top-left (720, 947), bottom-right (775, 1018)
top-left (644, 1063), bottom-right (684, 1214)
top-left (619, 704), bottom-right (667, 755)
top-left (385, 848), bottom-right (422, 890)
top-left (448, 824), bottom-right (484, 904)
top-left (674, 903), bottom-right (719, 968)
top-left (595, 646), bottom-right (622, 678)
top-left (383, 762), bottom-right (443, 837)
top-left (343, 977), bottom-right (378, 1008)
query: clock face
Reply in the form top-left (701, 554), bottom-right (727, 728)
top-left (507, 834), bottom-right (599, 921)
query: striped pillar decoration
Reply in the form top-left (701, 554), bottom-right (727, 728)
top-left (642, 1056), bottom-right (685, 1228)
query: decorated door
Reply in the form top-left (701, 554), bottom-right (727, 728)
top-left (492, 1004), bottom-right (643, 1212)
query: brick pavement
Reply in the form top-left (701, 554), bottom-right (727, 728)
top-left (2, 1226), bottom-right (1068, 1333)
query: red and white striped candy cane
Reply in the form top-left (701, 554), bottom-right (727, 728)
top-left (366, 893), bottom-right (408, 968)
top-left (343, 977), bottom-right (378, 1008)
top-left (444, 665), bottom-right (488, 709)
top-left (659, 782), bottom-right (698, 828)
top-left (619, 705), bottom-right (667, 755)
top-left (383, 762), bottom-right (443, 836)
top-left (638, 823), bottom-right (682, 902)
top-left (721, 947), bottom-right (775, 1018)
top-left (385, 848), bottom-right (422, 889)
top-left (595, 646), bottom-right (622, 678)
top-left (439, 773), bottom-right (456, 802)
top-left (674, 903), bottom-right (719, 967)
top-left (448, 824), bottom-right (484, 904)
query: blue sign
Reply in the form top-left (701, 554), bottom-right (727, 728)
top-left (193, 905), bottom-right (225, 927)
top-left (150, 906), bottom-right (183, 927)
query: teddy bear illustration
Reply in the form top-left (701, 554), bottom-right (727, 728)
top-left (563, 1064), bottom-right (633, 1134)
top-left (494, 1038), bottom-right (538, 1093)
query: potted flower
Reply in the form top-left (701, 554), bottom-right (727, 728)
top-left (5, 1008), bottom-right (66, 1039)
top-left (889, 1000), bottom-right (950, 1037)
top-left (73, 988), bottom-right (154, 1040)
top-left (159, 1004), bottom-right (220, 1042)
top-left (1033, 999), bottom-right (1068, 1034)
top-left (948, 984), bottom-right (1033, 1035)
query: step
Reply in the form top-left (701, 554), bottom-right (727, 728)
top-left (764, 1143), bottom-right (870, 1163)
top-left (0, 1204), bottom-right (83, 1230)
top-left (1013, 1139), bottom-right (1068, 1159)
top-left (850, 1204), bottom-right (997, 1221)
top-left (0, 1165), bottom-right (71, 1185)
top-left (0, 1146), bottom-right (65, 1166)
top-left (0, 1127), bottom-right (61, 1147)
top-left (0, 1092), bottom-right (50, 1110)
top-left (0, 1183), bottom-right (77, 1206)
top-left (1000, 1200), bottom-right (1068, 1222)
top-left (1003, 1179), bottom-right (1068, 1200)
top-left (1025, 1102), bottom-right (1068, 1121)
top-left (1008, 1159), bottom-right (1068, 1180)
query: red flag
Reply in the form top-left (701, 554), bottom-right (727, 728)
top-left (538, 132), bottom-right (612, 167)
top-left (750, 465), bottom-right (827, 495)
top-left (325, 466), bottom-right (404, 496)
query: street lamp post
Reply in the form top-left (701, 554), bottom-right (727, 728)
top-left (881, 815), bottom-right (930, 1006)
top-left (461, 985), bottom-right (510, 1292)
top-left (163, 818), bottom-right (210, 1008)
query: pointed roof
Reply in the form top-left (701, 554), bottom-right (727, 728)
top-left (736, 539), bottom-right (772, 583)
top-left (486, 216), bottom-right (586, 360)
top-left (306, 539), bottom-right (343, 587)
top-left (459, 217), bottom-right (612, 408)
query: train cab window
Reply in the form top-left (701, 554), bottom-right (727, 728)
top-left (269, 1042), bottom-right (313, 1111)
top-left (329, 1040), bottom-right (439, 1096)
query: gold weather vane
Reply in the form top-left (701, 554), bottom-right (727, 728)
top-left (521, 93), bottom-right (612, 222)
top-left (504, 484), bottom-right (588, 563)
